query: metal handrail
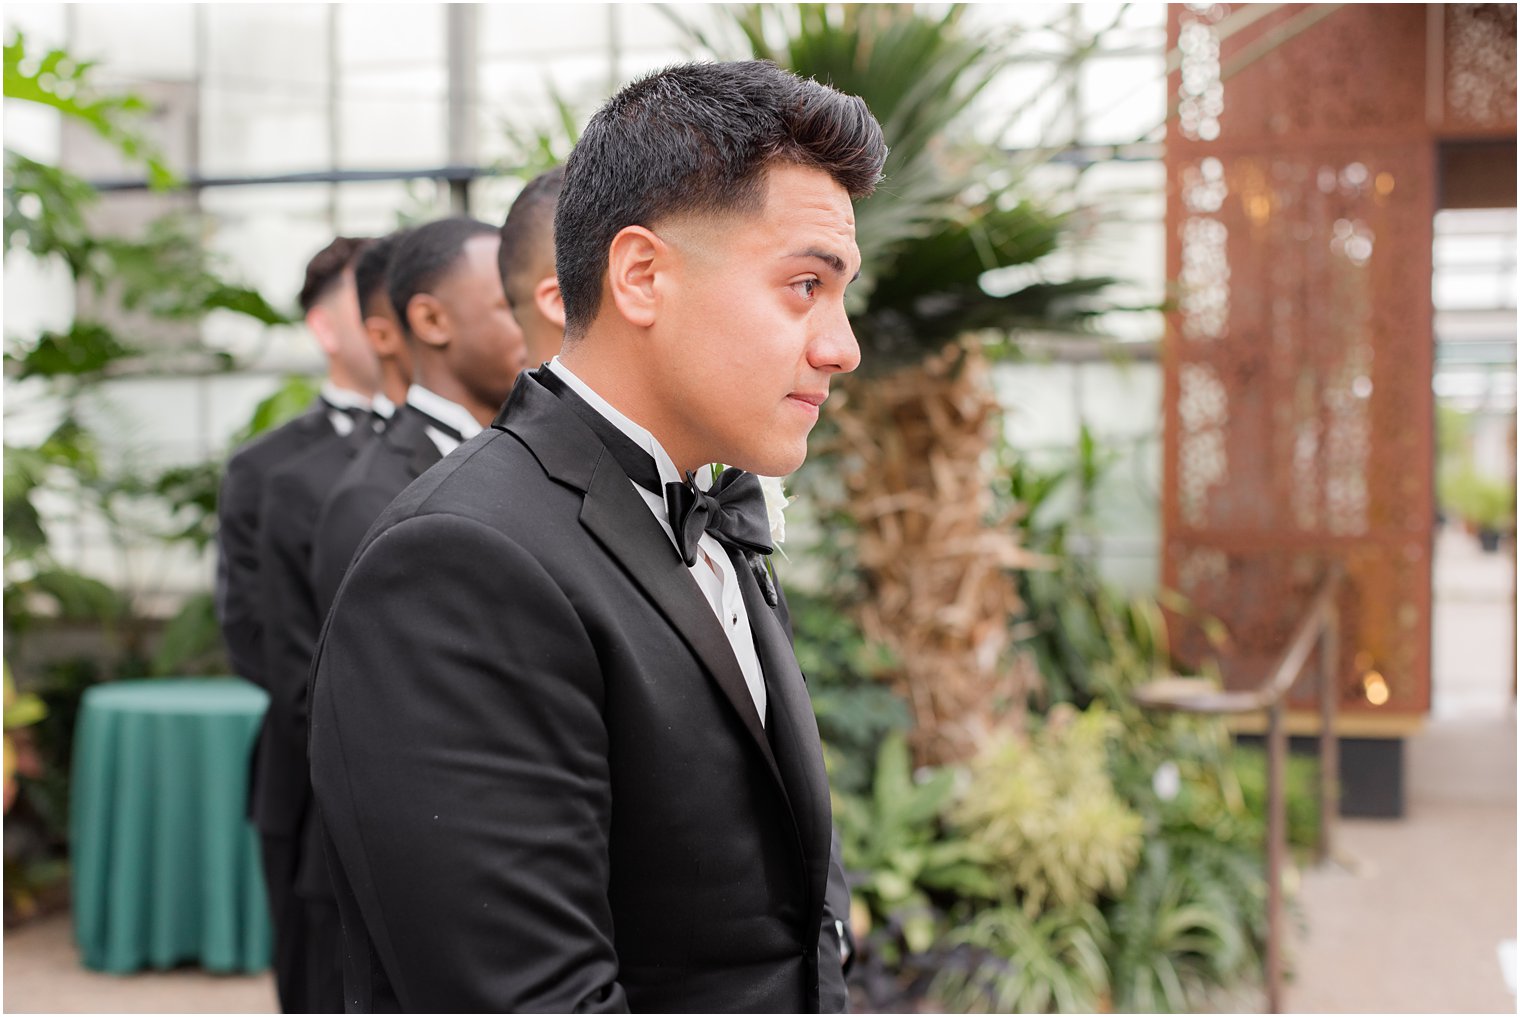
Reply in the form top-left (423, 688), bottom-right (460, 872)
top-left (1130, 564), bottom-right (1344, 1014)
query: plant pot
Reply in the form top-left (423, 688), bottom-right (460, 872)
top-left (1478, 528), bottom-right (1502, 553)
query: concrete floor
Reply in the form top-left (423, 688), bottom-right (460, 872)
top-left (4, 531), bottom-right (1514, 1014)
top-left (1287, 715), bottom-right (1516, 1014)
top-left (2, 915), bottom-right (277, 1013)
top-left (1287, 529), bottom-right (1517, 1014)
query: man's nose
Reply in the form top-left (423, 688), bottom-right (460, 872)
top-left (809, 303), bottom-right (861, 375)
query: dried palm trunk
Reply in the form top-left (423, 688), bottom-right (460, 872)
top-left (827, 340), bottom-right (1041, 765)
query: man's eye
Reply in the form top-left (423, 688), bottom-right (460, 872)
top-left (792, 278), bottom-right (820, 300)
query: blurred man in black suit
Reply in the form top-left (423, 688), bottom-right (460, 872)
top-left (353, 230), bottom-right (414, 413)
top-left (250, 229), bottom-right (428, 1013)
top-left (309, 217), bottom-right (525, 617)
top-left (213, 235), bottom-right (378, 1013)
top-left (497, 165), bottom-right (567, 370)
top-left (309, 62), bottom-right (884, 1011)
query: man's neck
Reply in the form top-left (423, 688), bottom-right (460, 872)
top-left (321, 380), bottom-right (372, 409)
top-left (411, 366), bottom-right (492, 426)
top-left (558, 340), bottom-right (704, 474)
top-left (380, 364), bottom-right (409, 407)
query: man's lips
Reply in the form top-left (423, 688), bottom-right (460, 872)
top-left (787, 391), bottom-right (828, 408)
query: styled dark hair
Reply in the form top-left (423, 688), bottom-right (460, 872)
top-left (387, 217), bottom-right (497, 340)
top-left (554, 60), bottom-right (886, 337)
top-left (298, 236), bottom-right (371, 313)
top-left (353, 230), bottom-right (409, 318)
top-left (497, 165), bottom-right (566, 309)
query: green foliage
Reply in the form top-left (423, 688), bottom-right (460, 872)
top-left (1435, 406), bottom-right (1514, 531)
top-left (5, 155), bottom-right (286, 336)
top-left (1231, 746), bottom-right (1323, 854)
top-left (7, 320), bottom-right (136, 379)
top-left (950, 706), bottom-right (1144, 915)
top-left (932, 903), bottom-right (1110, 1013)
top-left (4, 34), bottom-right (296, 904)
top-left (833, 732), bottom-right (993, 955)
top-left (1442, 464), bottom-right (1516, 531)
top-left (495, 82), bottom-right (581, 181)
top-left (788, 588), bottom-right (909, 795)
top-left (1006, 427), bottom-right (1195, 710)
top-left (149, 592), bottom-right (224, 677)
top-left (3, 32), bottom-right (175, 188)
top-left (1106, 840), bottom-right (1256, 1012)
top-left (4, 664), bottom-right (47, 732)
top-left (233, 375), bottom-right (323, 445)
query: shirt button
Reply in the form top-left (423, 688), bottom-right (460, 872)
top-left (730, 612), bottom-right (739, 626)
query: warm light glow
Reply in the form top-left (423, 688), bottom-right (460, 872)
top-left (1246, 193), bottom-right (1272, 225)
top-left (1374, 172), bottom-right (1395, 196)
top-left (1362, 669), bottom-right (1390, 706)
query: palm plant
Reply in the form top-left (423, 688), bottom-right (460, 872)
top-left (677, 5), bottom-right (1119, 763)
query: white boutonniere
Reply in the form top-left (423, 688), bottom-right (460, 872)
top-left (757, 474), bottom-right (792, 551)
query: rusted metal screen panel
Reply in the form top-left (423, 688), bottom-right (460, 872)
top-left (1163, 4), bottom-right (1438, 717)
top-left (1433, 3), bottom-right (1518, 137)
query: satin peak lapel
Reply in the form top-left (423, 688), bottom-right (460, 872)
top-left (734, 552), bottom-right (831, 918)
top-left (578, 455), bottom-right (785, 793)
top-left (396, 411), bottom-right (442, 479)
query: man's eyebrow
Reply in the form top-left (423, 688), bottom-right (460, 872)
top-left (789, 248), bottom-right (861, 283)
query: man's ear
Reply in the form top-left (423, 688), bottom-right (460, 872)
top-left (363, 315), bottom-right (399, 357)
top-left (605, 226), bottom-right (663, 329)
top-left (405, 294), bottom-right (450, 349)
top-left (306, 305), bottom-right (339, 355)
top-left (533, 274), bottom-right (565, 330)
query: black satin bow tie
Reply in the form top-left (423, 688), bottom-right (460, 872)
top-left (665, 468), bottom-right (774, 568)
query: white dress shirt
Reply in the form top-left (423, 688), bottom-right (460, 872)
top-left (406, 384), bottom-right (484, 457)
top-left (547, 357), bottom-right (767, 727)
top-left (321, 382), bottom-right (372, 437)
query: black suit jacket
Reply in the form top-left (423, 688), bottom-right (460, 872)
top-left (216, 399), bottom-right (345, 689)
top-left (309, 406), bottom-right (443, 622)
top-left (251, 427), bottom-right (373, 892)
top-left (308, 370), bottom-right (849, 1012)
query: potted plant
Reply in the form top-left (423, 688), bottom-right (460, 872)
top-left (1443, 466), bottom-right (1516, 552)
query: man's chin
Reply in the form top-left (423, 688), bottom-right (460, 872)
top-left (731, 444), bottom-right (808, 479)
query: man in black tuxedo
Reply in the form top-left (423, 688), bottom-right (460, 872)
top-left (497, 165), bottom-right (567, 370)
top-left (250, 230), bottom-right (423, 1013)
top-left (309, 61), bottom-right (884, 1012)
top-left (309, 217), bottom-right (525, 618)
top-left (496, 161), bottom-right (848, 965)
top-left (213, 235), bottom-right (379, 1013)
top-left (352, 230), bottom-right (414, 413)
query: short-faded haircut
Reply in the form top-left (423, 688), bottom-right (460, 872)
top-left (298, 236), bottom-right (371, 313)
top-left (498, 166), bottom-right (565, 310)
top-left (354, 230), bottom-right (409, 319)
top-left (554, 60), bottom-right (886, 338)
top-left (386, 217), bottom-right (497, 341)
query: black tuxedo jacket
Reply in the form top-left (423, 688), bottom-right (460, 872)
top-left (216, 399), bottom-right (345, 689)
top-left (309, 406), bottom-right (443, 622)
top-left (251, 427), bottom-right (372, 890)
top-left (308, 370), bottom-right (849, 1012)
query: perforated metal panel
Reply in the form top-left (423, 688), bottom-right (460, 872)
top-left (1161, 4), bottom-right (1513, 717)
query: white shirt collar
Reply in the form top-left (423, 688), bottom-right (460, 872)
top-left (320, 382), bottom-right (371, 412)
top-left (545, 357), bottom-right (692, 491)
top-left (405, 384), bottom-right (483, 442)
top-left (371, 393), bottom-right (397, 420)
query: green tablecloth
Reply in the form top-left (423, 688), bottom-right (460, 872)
top-left (70, 678), bottom-right (272, 974)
